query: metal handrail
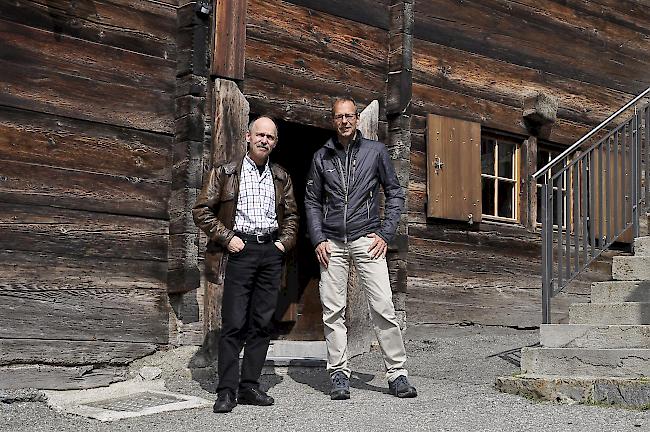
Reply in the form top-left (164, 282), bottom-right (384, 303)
top-left (536, 89), bottom-right (650, 324)
top-left (533, 87), bottom-right (650, 180)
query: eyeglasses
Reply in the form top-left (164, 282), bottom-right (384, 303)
top-left (333, 113), bottom-right (357, 122)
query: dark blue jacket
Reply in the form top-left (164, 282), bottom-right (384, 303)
top-left (304, 132), bottom-right (405, 246)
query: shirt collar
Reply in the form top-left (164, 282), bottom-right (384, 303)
top-left (244, 153), bottom-right (271, 175)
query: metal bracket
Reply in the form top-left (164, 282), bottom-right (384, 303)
top-left (433, 156), bottom-right (444, 174)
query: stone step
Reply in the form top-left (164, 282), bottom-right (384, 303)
top-left (634, 236), bottom-right (650, 256)
top-left (520, 347), bottom-right (650, 378)
top-left (540, 324), bottom-right (650, 349)
top-left (569, 302), bottom-right (650, 325)
top-left (612, 255), bottom-right (650, 280)
top-left (591, 281), bottom-right (650, 303)
top-left (495, 375), bottom-right (650, 409)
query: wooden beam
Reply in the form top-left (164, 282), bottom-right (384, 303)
top-left (212, 0), bottom-right (247, 80)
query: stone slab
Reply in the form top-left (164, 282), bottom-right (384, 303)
top-left (540, 324), bottom-right (650, 349)
top-left (44, 378), bottom-right (213, 422)
top-left (612, 255), bottom-right (650, 280)
top-left (570, 302), bottom-right (650, 325)
top-left (591, 281), bottom-right (650, 303)
top-left (495, 375), bottom-right (650, 409)
top-left (520, 347), bottom-right (650, 378)
top-left (634, 236), bottom-right (650, 256)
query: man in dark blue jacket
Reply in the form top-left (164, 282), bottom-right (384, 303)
top-left (305, 97), bottom-right (417, 400)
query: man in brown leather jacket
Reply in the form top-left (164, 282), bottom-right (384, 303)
top-left (193, 116), bottom-right (298, 413)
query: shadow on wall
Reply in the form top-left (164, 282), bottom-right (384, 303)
top-left (45, 0), bottom-right (98, 41)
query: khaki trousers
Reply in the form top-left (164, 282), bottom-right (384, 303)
top-left (319, 236), bottom-right (407, 382)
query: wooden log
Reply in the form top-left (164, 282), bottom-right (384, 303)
top-left (410, 88), bottom-right (589, 145)
top-left (0, 160), bottom-right (168, 219)
top-left (413, 0), bottom-right (650, 94)
top-left (0, 289), bottom-right (168, 343)
top-left (283, 0), bottom-right (391, 30)
top-left (212, 79), bottom-right (249, 165)
top-left (412, 38), bottom-right (633, 129)
top-left (245, 39), bottom-right (385, 94)
top-left (212, 0), bottom-right (247, 80)
top-left (247, 0), bottom-right (388, 74)
top-left (0, 339), bottom-right (157, 366)
top-left (0, 0), bottom-right (176, 59)
top-left (0, 203), bottom-right (167, 261)
top-left (0, 107), bottom-right (171, 181)
top-left (0, 20), bottom-right (174, 133)
top-left (0, 250), bottom-right (167, 292)
top-left (0, 364), bottom-right (127, 390)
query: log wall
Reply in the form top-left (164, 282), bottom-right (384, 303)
top-left (407, 0), bottom-right (650, 327)
top-left (0, 0), bottom-right (175, 370)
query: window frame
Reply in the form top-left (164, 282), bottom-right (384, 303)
top-left (480, 133), bottom-right (522, 223)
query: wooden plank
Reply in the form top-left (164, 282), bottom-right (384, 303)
top-left (0, 107), bottom-right (171, 180)
top-left (411, 89), bottom-right (589, 145)
top-left (284, 0), bottom-right (390, 30)
top-left (0, 250), bottom-right (167, 291)
top-left (407, 276), bottom-right (588, 327)
top-left (559, 0), bottom-right (650, 35)
top-left (413, 38), bottom-right (633, 129)
top-left (0, 20), bottom-right (174, 133)
top-left (247, 0), bottom-right (388, 74)
top-left (0, 0), bottom-right (177, 59)
top-left (0, 365), bottom-right (127, 390)
top-left (0, 289), bottom-right (168, 343)
top-left (0, 339), bottom-right (157, 366)
top-left (0, 203), bottom-right (167, 261)
top-left (246, 38), bottom-right (385, 94)
top-left (413, 0), bottom-right (650, 94)
top-left (426, 114), bottom-right (482, 222)
top-left (212, 0), bottom-right (247, 80)
top-left (0, 160), bottom-right (168, 219)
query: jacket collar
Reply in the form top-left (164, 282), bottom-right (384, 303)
top-left (324, 130), bottom-right (363, 152)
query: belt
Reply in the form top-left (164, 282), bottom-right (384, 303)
top-left (234, 231), bottom-right (278, 244)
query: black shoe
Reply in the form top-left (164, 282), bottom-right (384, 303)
top-left (388, 375), bottom-right (417, 398)
top-left (213, 392), bottom-right (237, 413)
top-left (238, 387), bottom-right (274, 406)
top-left (330, 371), bottom-right (350, 400)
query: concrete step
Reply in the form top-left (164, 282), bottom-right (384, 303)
top-left (495, 375), bottom-right (650, 409)
top-left (540, 324), bottom-right (650, 349)
top-left (569, 302), bottom-right (650, 325)
top-left (634, 236), bottom-right (650, 256)
top-left (591, 281), bottom-right (650, 303)
top-left (520, 347), bottom-right (650, 378)
top-left (612, 255), bottom-right (650, 280)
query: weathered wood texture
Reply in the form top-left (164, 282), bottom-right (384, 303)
top-left (212, 0), bottom-right (247, 80)
top-left (0, 0), bottom-right (175, 369)
top-left (244, 0), bottom-right (388, 129)
top-left (0, 365), bottom-right (127, 390)
top-left (425, 114), bottom-right (481, 222)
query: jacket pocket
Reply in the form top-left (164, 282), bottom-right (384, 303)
top-left (366, 191), bottom-right (372, 219)
top-left (324, 195), bottom-right (329, 221)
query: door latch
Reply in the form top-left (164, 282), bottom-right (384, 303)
top-left (434, 156), bottom-right (444, 174)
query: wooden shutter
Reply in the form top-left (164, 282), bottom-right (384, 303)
top-left (426, 114), bottom-right (482, 222)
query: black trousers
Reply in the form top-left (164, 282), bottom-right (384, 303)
top-left (217, 241), bottom-right (283, 396)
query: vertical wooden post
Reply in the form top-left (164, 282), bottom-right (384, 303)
top-left (212, 0), bottom-right (248, 81)
top-left (385, 0), bottom-right (413, 329)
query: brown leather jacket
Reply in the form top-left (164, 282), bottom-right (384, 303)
top-left (192, 157), bottom-right (299, 283)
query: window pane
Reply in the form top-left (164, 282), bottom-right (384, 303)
top-left (481, 139), bottom-right (495, 175)
top-left (482, 177), bottom-right (495, 216)
top-left (537, 150), bottom-right (550, 172)
top-left (498, 142), bottom-right (515, 179)
top-left (497, 181), bottom-right (514, 218)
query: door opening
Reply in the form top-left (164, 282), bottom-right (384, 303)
top-left (268, 118), bottom-right (332, 340)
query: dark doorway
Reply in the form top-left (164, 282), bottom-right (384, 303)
top-left (269, 118), bottom-right (332, 340)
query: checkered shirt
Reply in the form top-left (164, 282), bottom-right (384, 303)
top-left (233, 155), bottom-right (278, 234)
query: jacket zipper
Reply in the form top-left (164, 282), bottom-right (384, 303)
top-left (324, 195), bottom-right (329, 221)
top-left (335, 156), bottom-right (348, 243)
top-left (367, 191), bottom-right (372, 219)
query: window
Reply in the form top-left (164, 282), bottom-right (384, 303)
top-left (480, 135), bottom-right (521, 221)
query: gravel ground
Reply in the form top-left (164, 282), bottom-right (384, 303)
top-left (1, 325), bottom-right (648, 432)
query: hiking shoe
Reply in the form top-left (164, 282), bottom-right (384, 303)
top-left (389, 375), bottom-right (417, 398)
top-left (330, 371), bottom-right (350, 400)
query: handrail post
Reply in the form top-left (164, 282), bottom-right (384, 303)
top-left (633, 107), bottom-right (640, 239)
top-left (541, 182), bottom-right (552, 324)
